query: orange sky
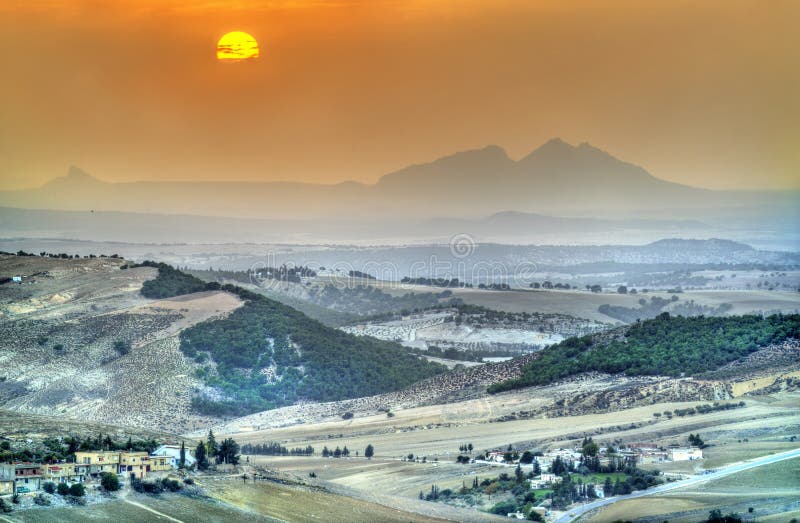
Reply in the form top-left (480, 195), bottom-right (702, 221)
top-left (1, 0), bottom-right (798, 190)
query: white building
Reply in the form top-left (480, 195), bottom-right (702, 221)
top-left (669, 447), bottom-right (703, 461)
top-left (151, 445), bottom-right (196, 468)
top-left (531, 472), bottom-right (561, 489)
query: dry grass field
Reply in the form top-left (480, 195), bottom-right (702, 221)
top-left (3, 493), bottom-right (276, 523)
top-left (229, 392), bottom-right (799, 458)
top-left (202, 478), bottom-right (455, 522)
top-left (375, 281), bottom-right (799, 322)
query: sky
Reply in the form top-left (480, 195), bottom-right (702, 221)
top-left (1, 0), bottom-right (798, 191)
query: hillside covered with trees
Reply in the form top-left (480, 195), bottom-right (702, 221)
top-left (139, 263), bottom-right (445, 416)
top-left (488, 313), bottom-right (800, 393)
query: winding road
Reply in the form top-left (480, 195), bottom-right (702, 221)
top-left (554, 447), bottom-right (800, 523)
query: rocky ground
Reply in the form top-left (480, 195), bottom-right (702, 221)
top-left (0, 255), bottom-right (241, 432)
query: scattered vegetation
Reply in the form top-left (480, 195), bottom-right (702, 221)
top-left (132, 477), bottom-right (183, 494)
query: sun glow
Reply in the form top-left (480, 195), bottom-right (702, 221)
top-left (216, 31), bottom-right (259, 61)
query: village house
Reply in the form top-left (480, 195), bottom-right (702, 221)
top-left (151, 444), bottom-right (196, 469)
top-left (485, 451), bottom-right (508, 463)
top-left (14, 462), bottom-right (42, 493)
top-left (148, 455), bottom-right (172, 474)
top-left (42, 462), bottom-right (85, 484)
top-left (621, 443), bottom-right (669, 463)
top-left (530, 472), bottom-right (563, 489)
top-left (669, 447), bottom-right (703, 461)
top-left (119, 451), bottom-right (150, 479)
top-left (74, 450), bottom-right (121, 479)
top-left (538, 448), bottom-right (581, 470)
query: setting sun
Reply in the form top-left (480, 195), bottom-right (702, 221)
top-left (216, 31), bottom-right (259, 61)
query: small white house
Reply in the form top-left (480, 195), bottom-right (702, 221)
top-left (486, 451), bottom-right (506, 463)
top-left (12, 276), bottom-right (22, 283)
top-left (507, 512), bottom-right (525, 519)
top-left (151, 445), bottom-right (196, 468)
top-left (669, 447), bottom-right (703, 461)
top-left (540, 473), bottom-right (562, 485)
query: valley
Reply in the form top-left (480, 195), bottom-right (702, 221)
top-left (1, 249), bottom-right (798, 522)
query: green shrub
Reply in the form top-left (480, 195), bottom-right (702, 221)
top-left (100, 472), bottom-right (120, 491)
top-left (113, 340), bottom-right (131, 356)
top-left (57, 483), bottom-right (70, 496)
top-left (68, 483), bottom-right (85, 497)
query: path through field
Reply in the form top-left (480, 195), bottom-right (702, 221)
top-left (120, 490), bottom-right (186, 523)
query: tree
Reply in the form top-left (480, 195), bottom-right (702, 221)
top-left (617, 285), bottom-right (628, 294)
top-left (582, 441), bottom-right (599, 458)
top-left (100, 472), bottom-right (120, 492)
top-left (218, 438), bottom-right (240, 465)
top-left (69, 483), bottom-right (85, 497)
top-left (207, 430), bottom-right (218, 459)
top-left (603, 477), bottom-right (613, 497)
top-left (57, 483), bottom-right (70, 496)
top-left (42, 482), bottom-right (56, 494)
top-left (195, 440), bottom-right (208, 470)
top-left (689, 433), bottom-right (705, 447)
top-left (364, 444), bottom-right (374, 459)
top-left (179, 441), bottom-right (186, 469)
top-left (528, 510), bottom-right (544, 522)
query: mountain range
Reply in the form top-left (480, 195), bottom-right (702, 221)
top-left (3, 139), bottom-right (796, 222)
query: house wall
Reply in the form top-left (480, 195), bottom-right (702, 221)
top-left (0, 480), bottom-right (13, 495)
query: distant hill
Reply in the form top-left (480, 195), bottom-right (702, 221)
top-left (135, 262), bottom-right (446, 416)
top-left (488, 312), bottom-right (800, 394)
top-left (1, 140), bottom-right (796, 223)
